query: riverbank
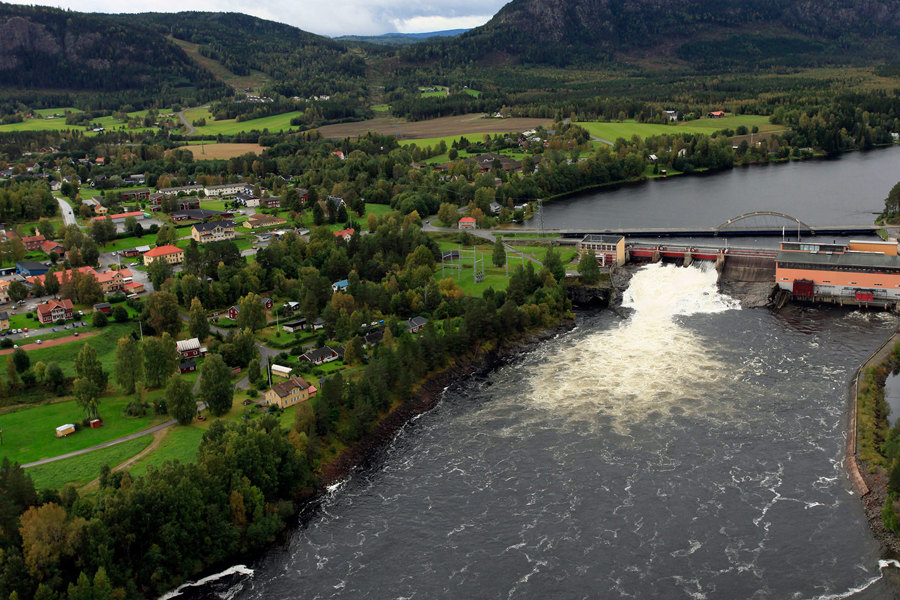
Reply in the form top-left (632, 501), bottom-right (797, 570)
top-left (318, 317), bottom-right (576, 487)
top-left (852, 331), bottom-right (900, 553)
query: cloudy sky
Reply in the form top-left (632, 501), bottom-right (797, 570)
top-left (15, 0), bottom-right (510, 36)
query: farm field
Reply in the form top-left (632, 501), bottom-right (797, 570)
top-left (315, 114), bottom-right (554, 141)
top-left (28, 435), bottom-right (152, 490)
top-left (176, 143), bottom-right (266, 159)
top-left (575, 115), bottom-right (782, 142)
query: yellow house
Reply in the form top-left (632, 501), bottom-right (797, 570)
top-left (142, 245), bottom-right (184, 266)
top-left (191, 220), bottom-right (236, 243)
top-left (0, 311), bottom-right (9, 332)
top-left (577, 235), bottom-right (626, 267)
top-left (265, 376), bottom-right (313, 409)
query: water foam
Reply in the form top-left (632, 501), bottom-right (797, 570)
top-left (528, 263), bottom-right (740, 427)
top-left (806, 560), bottom-right (900, 600)
top-left (157, 565), bottom-right (254, 600)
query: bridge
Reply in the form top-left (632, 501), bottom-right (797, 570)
top-left (510, 211), bottom-right (878, 238)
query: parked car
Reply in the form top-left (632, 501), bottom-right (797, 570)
top-left (12, 345), bottom-right (17, 349)
top-left (22, 328), bottom-right (27, 333)
top-left (73, 332), bottom-right (79, 337)
top-left (51, 327), bottom-right (58, 332)
top-left (64, 324), bottom-right (71, 330)
top-left (35, 339), bottom-right (42, 345)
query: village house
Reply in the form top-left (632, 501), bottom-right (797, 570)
top-left (261, 196), bottom-right (281, 209)
top-left (175, 338), bottom-right (206, 359)
top-left (92, 211), bottom-right (146, 227)
top-left (577, 234), bottom-right (626, 268)
top-left (458, 217), bottom-right (477, 230)
top-left (334, 228), bottom-right (354, 242)
top-left (204, 183), bottom-right (251, 197)
top-left (36, 298), bottom-right (74, 324)
top-left (171, 208), bottom-right (228, 222)
top-left (157, 185), bottom-right (203, 197)
top-left (179, 360), bottom-right (197, 374)
top-left (39, 240), bottom-right (65, 256)
top-left (120, 188), bottom-right (151, 201)
top-left (234, 192), bottom-right (260, 207)
top-left (326, 195), bottom-right (345, 216)
top-left (191, 220), bottom-right (236, 243)
top-left (0, 281), bottom-right (10, 304)
top-left (126, 174), bottom-right (146, 185)
top-left (406, 316), bottom-right (428, 333)
top-left (143, 245), bottom-right (184, 266)
top-left (22, 235), bottom-right (45, 252)
top-left (265, 375), bottom-right (314, 409)
top-left (332, 279), bottom-right (349, 293)
top-left (708, 110), bottom-right (726, 118)
top-left (244, 213), bottom-right (287, 229)
top-left (93, 302), bottom-right (111, 313)
top-left (16, 261), bottom-right (49, 277)
top-left (300, 346), bottom-right (339, 366)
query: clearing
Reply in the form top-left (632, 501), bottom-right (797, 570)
top-left (576, 115), bottom-right (783, 143)
top-left (176, 143), bottom-right (266, 159)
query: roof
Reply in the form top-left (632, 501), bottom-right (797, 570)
top-left (22, 235), bottom-right (45, 243)
top-left (172, 209), bottom-right (225, 220)
top-left (776, 249), bottom-right (900, 270)
top-left (581, 234), bottom-right (624, 245)
top-left (37, 298), bottom-right (73, 315)
top-left (303, 346), bottom-right (337, 362)
top-left (0, 311), bottom-right (8, 320)
top-left (175, 338), bottom-right (201, 352)
top-left (408, 316), bottom-right (428, 328)
top-left (179, 360), bottom-right (196, 369)
top-left (459, 217), bottom-right (476, 223)
top-left (270, 376), bottom-right (311, 398)
top-left (334, 228), bottom-right (355, 238)
top-left (144, 245), bottom-right (183, 257)
top-left (333, 279), bottom-right (348, 288)
top-left (247, 213), bottom-right (286, 226)
top-left (193, 220), bottom-right (236, 232)
top-left (17, 260), bottom-right (48, 271)
top-left (92, 211), bottom-right (144, 221)
top-left (271, 364), bottom-right (293, 375)
top-left (93, 302), bottom-right (110, 309)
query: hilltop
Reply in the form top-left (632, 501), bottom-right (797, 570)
top-left (0, 3), bottom-right (225, 103)
top-left (402, 0), bottom-right (900, 67)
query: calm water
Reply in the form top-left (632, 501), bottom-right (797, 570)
top-left (539, 146), bottom-right (900, 230)
top-left (172, 264), bottom-right (900, 600)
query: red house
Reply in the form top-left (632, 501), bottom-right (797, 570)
top-left (262, 197), bottom-right (280, 209)
top-left (334, 228), bottom-right (355, 241)
top-left (226, 305), bottom-right (240, 320)
top-left (36, 298), bottom-right (74, 324)
top-left (179, 360), bottom-right (197, 374)
top-left (22, 235), bottom-right (45, 251)
top-left (458, 217), bottom-right (477, 230)
top-left (175, 338), bottom-right (204, 358)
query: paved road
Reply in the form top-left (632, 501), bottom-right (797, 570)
top-left (21, 419), bottom-right (176, 468)
top-left (176, 108), bottom-right (198, 135)
top-left (56, 196), bottom-right (77, 226)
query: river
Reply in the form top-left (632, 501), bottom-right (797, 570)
top-left (171, 263), bottom-right (900, 600)
top-left (539, 146), bottom-right (900, 230)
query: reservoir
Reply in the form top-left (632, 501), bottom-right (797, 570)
top-left (176, 264), bottom-right (899, 599)
top-left (540, 146), bottom-right (900, 230)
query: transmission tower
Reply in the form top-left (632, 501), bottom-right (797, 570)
top-left (473, 248), bottom-right (485, 283)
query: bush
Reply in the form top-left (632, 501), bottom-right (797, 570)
top-left (92, 311), bottom-right (108, 328)
top-left (0, 339), bottom-right (12, 349)
top-left (26, 312), bottom-right (33, 319)
top-left (247, 388), bottom-right (258, 398)
top-left (111, 305), bottom-right (129, 323)
top-left (123, 399), bottom-right (149, 417)
top-left (54, 318), bottom-right (65, 326)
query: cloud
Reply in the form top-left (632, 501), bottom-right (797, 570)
top-left (11, 0), bottom-right (508, 36)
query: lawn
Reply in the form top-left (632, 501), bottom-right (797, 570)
top-left (188, 111), bottom-right (305, 136)
top-left (23, 322), bottom-right (144, 377)
top-left (96, 235), bottom-right (154, 253)
top-left (464, 89), bottom-right (482, 98)
top-left (363, 203), bottom-right (395, 218)
top-left (128, 426), bottom-right (204, 478)
top-left (574, 115), bottom-right (782, 142)
top-left (200, 200), bottom-right (231, 211)
top-left (0, 108), bottom-right (161, 134)
top-left (399, 134), bottom-right (508, 150)
top-left (33, 107), bottom-right (82, 117)
top-left (371, 104), bottom-right (391, 112)
top-left (28, 435), bottom-right (152, 490)
top-left (432, 237), bottom-right (541, 296)
top-left (0, 394), bottom-right (166, 466)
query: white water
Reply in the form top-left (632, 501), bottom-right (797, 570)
top-left (529, 263), bottom-right (740, 427)
top-left (157, 565), bottom-right (254, 600)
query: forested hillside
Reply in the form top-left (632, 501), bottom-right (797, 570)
top-left (129, 12), bottom-right (367, 99)
top-left (0, 3), bottom-right (225, 105)
top-left (401, 0), bottom-right (900, 67)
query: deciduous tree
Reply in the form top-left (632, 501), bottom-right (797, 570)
top-left (142, 333), bottom-right (179, 388)
top-left (200, 354), bottom-right (233, 416)
top-left (114, 337), bottom-right (143, 394)
top-left (144, 291), bottom-right (182, 337)
top-left (166, 373), bottom-right (195, 425)
top-left (75, 342), bottom-right (107, 392)
top-left (188, 297), bottom-right (210, 340)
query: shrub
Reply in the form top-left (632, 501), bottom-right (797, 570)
top-left (92, 311), bottom-right (108, 328)
top-left (0, 339), bottom-right (12, 349)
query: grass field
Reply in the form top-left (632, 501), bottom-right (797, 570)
top-left (128, 426), bottom-right (204, 477)
top-left (177, 143), bottom-right (265, 159)
top-left (0, 108), bottom-right (161, 134)
top-left (371, 104), bottom-right (390, 112)
top-left (315, 114), bottom-right (554, 142)
top-left (23, 322), bottom-right (147, 377)
top-left (0, 394), bottom-right (166, 466)
top-left (28, 435), bottom-right (152, 490)
top-left (464, 89), bottom-right (482, 98)
top-left (188, 112), bottom-right (304, 136)
top-left (575, 115), bottom-right (782, 142)
top-left (433, 237), bottom-right (542, 296)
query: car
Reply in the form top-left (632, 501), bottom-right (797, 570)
top-left (12, 345), bottom-right (17, 349)
top-left (22, 333), bottom-right (28, 338)
top-left (51, 327), bottom-right (58, 332)
top-left (73, 332), bottom-right (79, 337)
top-left (80, 321), bottom-right (87, 326)
top-left (35, 339), bottom-right (42, 345)
top-left (64, 324), bottom-right (71, 330)
top-left (22, 328), bottom-right (27, 333)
